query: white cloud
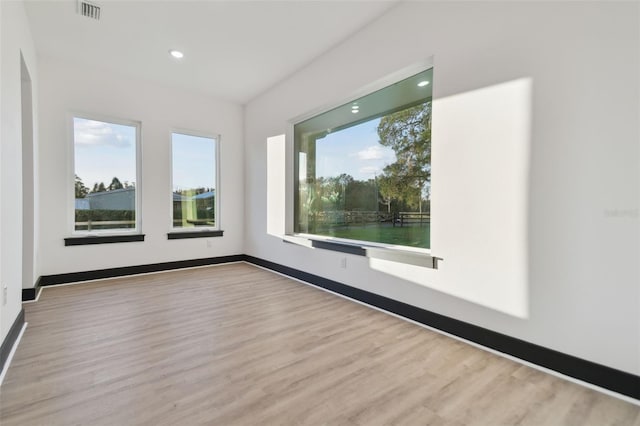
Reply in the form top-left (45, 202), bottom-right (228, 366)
top-left (74, 118), bottom-right (133, 148)
top-left (354, 145), bottom-right (387, 160)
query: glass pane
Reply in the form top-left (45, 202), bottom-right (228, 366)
top-left (73, 117), bottom-right (137, 231)
top-left (294, 68), bottom-right (432, 249)
top-left (172, 133), bottom-right (216, 228)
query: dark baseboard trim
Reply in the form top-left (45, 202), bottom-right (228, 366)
top-left (22, 277), bottom-right (40, 301)
top-left (1, 308), bottom-right (25, 375)
top-left (38, 254), bottom-right (245, 286)
top-left (243, 255), bottom-right (640, 400)
top-left (64, 234), bottom-right (145, 246)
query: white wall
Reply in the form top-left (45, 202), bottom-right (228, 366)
top-left (245, 2), bottom-right (639, 374)
top-left (37, 58), bottom-right (244, 276)
top-left (1, 0), bottom-right (39, 342)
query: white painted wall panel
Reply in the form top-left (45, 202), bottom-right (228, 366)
top-left (245, 2), bottom-right (640, 374)
top-left (0, 0), bottom-right (39, 342)
top-left (37, 59), bottom-right (244, 276)
top-left (430, 78), bottom-right (531, 318)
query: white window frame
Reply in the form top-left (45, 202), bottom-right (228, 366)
top-left (169, 129), bottom-right (221, 232)
top-left (285, 58), bottom-right (440, 268)
top-left (68, 112), bottom-right (143, 236)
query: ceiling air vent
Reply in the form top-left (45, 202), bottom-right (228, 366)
top-left (77, 0), bottom-right (101, 20)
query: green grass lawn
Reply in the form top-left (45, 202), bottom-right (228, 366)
top-left (316, 223), bottom-right (430, 249)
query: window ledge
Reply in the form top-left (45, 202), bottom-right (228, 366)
top-left (65, 234), bottom-right (145, 246)
top-left (282, 234), bottom-right (441, 269)
top-left (167, 230), bottom-right (224, 240)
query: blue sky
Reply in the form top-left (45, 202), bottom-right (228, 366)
top-left (74, 118), bottom-right (137, 188)
top-left (74, 118), bottom-right (215, 191)
top-left (315, 117), bottom-right (395, 181)
top-left (75, 116), bottom-right (386, 194)
top-left (172, 133), bottom-right (215, 191)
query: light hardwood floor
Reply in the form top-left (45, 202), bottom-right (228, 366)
top-left (1, 263), bottom-right (638, 425)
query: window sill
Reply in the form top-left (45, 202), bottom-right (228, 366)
top-left (167, 230), bottom-right (224, 240)
top-left (65, 234), bottom-right (145, 246)
top-left (282, 234), bottom-right (441, 269)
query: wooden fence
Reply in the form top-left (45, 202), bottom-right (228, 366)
top-left (313, 211), bottom-right (393, 226)
top-left (310, 211), bottom-right (432, 227)
top-left (394, 212), bottom-right (430, 227)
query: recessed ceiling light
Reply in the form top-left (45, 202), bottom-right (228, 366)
top-left (169, 50), bottom-right (184, 59)
top-left (417, 80), bottom-right (429, 87)
top-left (351, 109), bottom-right (359, 114)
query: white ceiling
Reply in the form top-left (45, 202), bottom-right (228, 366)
top-left (24, 0), bottom-right (397, 104)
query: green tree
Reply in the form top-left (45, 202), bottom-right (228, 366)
top-left (344, 179), bottom-right (377, 211)
top-left (91, 182), bottom-right (107, 193)
top-left (377, 174), bottom-right (400, 213)
top-left (326, 174), bottom-right (353, 210)
top-left (108, 177), bottom-right (124, 191)
top-left (75, 175), bottom-right (88, 198)
top-left (377, 101), bottom-right (431, 212)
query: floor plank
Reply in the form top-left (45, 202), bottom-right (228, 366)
top-left (1, 263), bottom-right (637, 425)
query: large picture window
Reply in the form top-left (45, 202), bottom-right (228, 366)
top-left (171, 132), bottom-right (218, 229)
top-left (73, 116), bottom-right (140, 233)
top-left (294, 68), bottom-right (432, 249)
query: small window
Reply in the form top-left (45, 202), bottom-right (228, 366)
top-left (294, 67), bottom-right (432, 249)
top-left (171, 132), bottom-right (218, 230)
top-left (73, 116), bottom-right (140, 233)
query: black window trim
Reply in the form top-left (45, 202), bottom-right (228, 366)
top-left (167, 230), bottom-right (224, 240)
top-left (65, 234), bottom-right (145, 246)
top-left (282, 234), bottom-right (440, 269)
